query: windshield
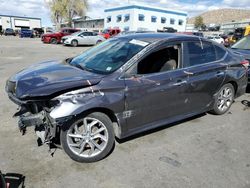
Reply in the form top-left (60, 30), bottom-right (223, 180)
top-left (70, 38), bottom-right (149, 74)
top-left (232, 36), bottom-right (250, 50)
top-left (102, 29), bottom-right (110, 34)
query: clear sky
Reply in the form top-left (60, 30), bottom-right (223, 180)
top-left (0, 0), bottom-right (249, 27)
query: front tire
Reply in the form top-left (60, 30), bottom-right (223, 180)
top-left (50, 38), bottom-right (57, 44)
top-left (71, 40), bottom-right (78, 47)
top-left (211, 83), bottom-right (235, 115)
top-left (60, 112), bottom-right (115, 163)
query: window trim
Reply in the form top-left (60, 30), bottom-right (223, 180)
top-left (124, 42), bottom-right (184, 77)
top-left (182, 41), bottom-right (228, 69)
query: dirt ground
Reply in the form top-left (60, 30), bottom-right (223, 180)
top-left (0, 36), bottom-right (250, 188)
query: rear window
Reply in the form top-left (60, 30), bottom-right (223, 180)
top-left (185, 41), bottom-right (216, 67)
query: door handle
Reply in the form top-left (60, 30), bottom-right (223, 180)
top-left (183, 70), bottom-right (194, 76)
top-left (173, 80), bottom-right (187, 86)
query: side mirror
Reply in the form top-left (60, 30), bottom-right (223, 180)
top-left (64, 57), bottom-right (73, 64)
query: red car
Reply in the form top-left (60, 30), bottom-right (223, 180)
top-left (100, 28), bottom-right (121, 39)
top-left (41, 28), bottom-right (80, 44)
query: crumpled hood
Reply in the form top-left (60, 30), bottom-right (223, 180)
top-left (6, 60), bottom-right (104, 99)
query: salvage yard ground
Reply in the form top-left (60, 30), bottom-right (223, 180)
top-left (0, 36), bottom-right (250, 188)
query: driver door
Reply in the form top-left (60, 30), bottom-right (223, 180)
top-left (124, 43), bottom-right (190, 132)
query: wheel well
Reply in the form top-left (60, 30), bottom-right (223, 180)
top-left (227, 81), bottom-right (238, 95)
top-left (80, 108), bottom-right (120, 137)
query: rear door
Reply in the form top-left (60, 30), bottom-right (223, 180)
top-left (87, 32), bottom-right (97, 45)
top-left (78, 32), bottom-right (91, 45)
top-left (182, 41), bottom-right (227, 112)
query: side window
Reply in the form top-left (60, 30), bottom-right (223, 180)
top-left (69, 29), bottom-right (76, 34)
top-left (62, 29), bottom-right (68, 33)
top-left (80, 32), bottom-right (86, 36)
top-left (214, 45), bottom-right (226, 60)
top-left (185, 41), bottom-right (216, 67)
top-left (86, 32), bottom-right (93, 36)
top-left (135, 45), bottom-right (180, 75)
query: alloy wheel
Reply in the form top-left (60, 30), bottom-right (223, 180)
top-left (66, 117), bottom-right (109, 158)
top-left (217, 86), bottom-right (233, 112)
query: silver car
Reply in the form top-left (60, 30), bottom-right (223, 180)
top-left (62, 31), bottom-right (105, 47)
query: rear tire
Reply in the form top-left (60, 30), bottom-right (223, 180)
top-left (50, 38), bottom-right (57, 44)
top-left (60, 112), bottom-right (115, 163)
top-left (71, 40), bottom-right (78, 47)
top-left (211, 83), bottom-right (235, 115)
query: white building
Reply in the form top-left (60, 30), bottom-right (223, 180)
top-left (0, 15), bottom-right (41, 31)
top-left (104, 4), bottom-right (187, 32)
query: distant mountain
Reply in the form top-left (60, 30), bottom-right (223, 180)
top-left (187, 9), bottom-right (250, 25)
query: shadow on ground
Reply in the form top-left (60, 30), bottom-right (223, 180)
top-left (0, 171), bottom-right (25, 188)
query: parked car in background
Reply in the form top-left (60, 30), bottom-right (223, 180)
top-left (157, 27), bottom-right (177, 33)
top-left (177, 32), bottom-right (204, 37)
top-left (206, 36), bottom-right (224, 44)
top-left (100, 28), bottom-right (121, 39)
top-left (62, 31), bottom-right (105, 47)
top-left (41, 28), bottom-right (80, 44)
top-left (230, 35), bottom-right (250, 83)
top-left (119, 30), bottom-right (155, 36)
top-left (5, 33), bottom-right (248, 163)
top-left (4, 28), bottom-right (16, 36)
top-left (228, 26), bottom-right (250, 45)
top-left (33, 28), bottom-right (44, 38)
top-left (19, 29), bottom-right (33, 38)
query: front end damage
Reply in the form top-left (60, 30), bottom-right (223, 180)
top-left (7, 83), bottom-right (106, 152)
top-left (13, 100), bottom-right (64, 149)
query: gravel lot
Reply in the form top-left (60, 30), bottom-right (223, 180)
top-left (0, 36), bottom-right (250, 188)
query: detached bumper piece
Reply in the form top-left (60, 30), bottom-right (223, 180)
top-left (18, 112), bottom-right (45, 135)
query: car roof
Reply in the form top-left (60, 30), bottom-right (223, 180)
top-left (116, 33), bottom-right (200, 43)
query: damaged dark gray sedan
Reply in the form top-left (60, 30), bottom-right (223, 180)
top-left (5, 33), bottom-right (248, 163)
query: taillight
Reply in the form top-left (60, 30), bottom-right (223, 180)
top-left (241, 60), bottom-right (249, 69)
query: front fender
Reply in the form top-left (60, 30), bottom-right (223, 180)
top-left (49, 90), bottom-right (126, 138)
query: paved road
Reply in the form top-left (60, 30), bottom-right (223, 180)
top-left (0, 36), bottom-right (250, 188)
